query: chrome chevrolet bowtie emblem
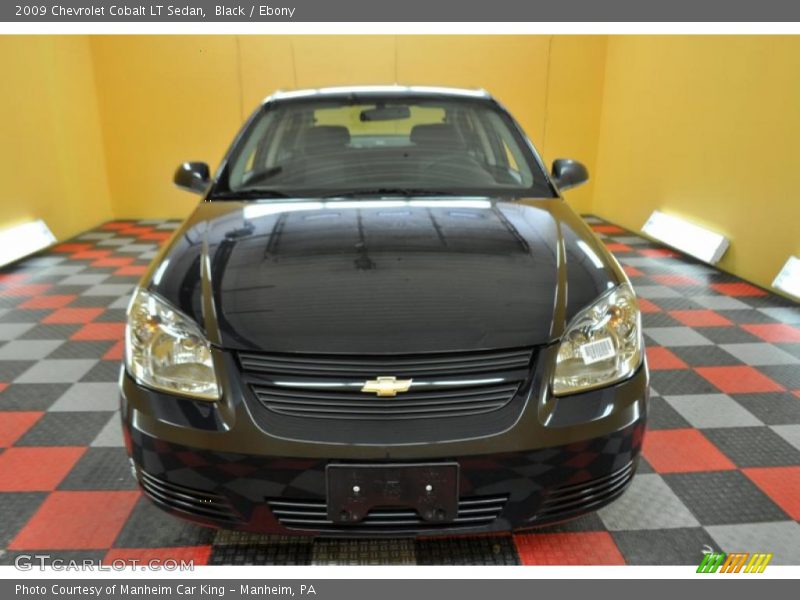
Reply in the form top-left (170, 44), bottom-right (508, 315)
top-left (361, 376), bottom-right (413, 397)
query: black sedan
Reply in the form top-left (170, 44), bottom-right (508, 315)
top-left (121, 85), bottom-right (648, 535)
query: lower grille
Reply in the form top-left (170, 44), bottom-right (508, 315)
top-left (138, 470), bottom-right (240, 524)
top-left (534, 461), bottom-right (635, 523)
top-left (268, 495), bottom-right (508, 532)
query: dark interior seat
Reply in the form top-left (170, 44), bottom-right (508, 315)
top-left (300, 125), bottom-right (351, 155)
top-left (409, 124), bottom-right (466, 152)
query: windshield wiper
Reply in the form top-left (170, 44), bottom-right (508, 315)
top-left (322, 188), bottom-right (460, 198)
top-left (210, 189), bottom-right (292, 200)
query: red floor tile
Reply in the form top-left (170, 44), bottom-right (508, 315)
top-left (696, 365), bottom-right (785, 393)
top-left (71, 322), bottom-right (126, 341)
top-left (0, 447), bottom-right (85, 491)
top-left (637, 298), bottom-right (661, 313)
top-left (642, 429), bottom-right (736, 473)
top-left (71, 250), bottom-right (112, 261)
top-left (623, 265), bottom-right (645, 278)
top-left (592, 225), bottom-right (625, 234)
top-left (605, 242), bottom-right (633, 253)
top-left (743, 467), bottom-right (800, 520)
top-left (91, 256), bottom-right (135, 268)
top-left (104, 546), bottom-right (212, 567)
top-left (652, 274), bottom-right (703, 287)
top-left (9, 491), bottom-right (140, 549)
top-left (0, 383), bottom-right (7, 394)
top-left (18, 294), bottom-right (77, 309)
top-left (741, 323), bottom-right (800, 343)
top-left (42, 307), bottom-right (105, 324)
top-left (639, 248), bottom-right (679, 258)
top-left (139, 231), bottom-right (174, 242)
top-left (0, 283), bottom-right (52, 297)
top-left (52, 243), bottom-right (93, 253)
top-left (710, 282), bottom-right (767, 297)
top-left (646, 347), bottom-right (689, 370)
top-left (514, 531), bottom-right (626, 565)
top-left (0, 273), bottom-right (30, 285)
top-left (103, 340), bottom-right (125, 360)
top-left (0, 412), bottom-right (44, 447)
top-left (118, 227), bottom-right (153, 236)
top-left (669, 309), bottom-right (733, 327)
top-left (114, 265), bottom-right (148, 276)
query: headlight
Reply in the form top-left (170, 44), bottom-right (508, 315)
top-left (551, 282), bottom-right (643, 396)
top-left (125, 288), bottom-right (220, 400)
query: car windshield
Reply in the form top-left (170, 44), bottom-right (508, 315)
top-left (214, 95), bottom-right (555, 198)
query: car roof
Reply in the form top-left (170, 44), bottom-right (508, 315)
top-left (263, 85), bottom-right (492, 104)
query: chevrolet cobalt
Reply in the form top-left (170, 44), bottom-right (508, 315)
top-left (122, 86), bottom-right (648, 535)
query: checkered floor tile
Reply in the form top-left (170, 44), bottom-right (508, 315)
top-left (0, 216), bottom-right (798, 565)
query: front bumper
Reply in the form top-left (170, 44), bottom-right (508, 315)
top-left (121, 346), bottom-right (648, 536)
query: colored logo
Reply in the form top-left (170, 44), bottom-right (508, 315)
top-left (361, 376), bottom-right (413, 397)
top-left (697, 551), bottom-right (772, 573)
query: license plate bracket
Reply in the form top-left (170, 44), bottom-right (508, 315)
top-left (326, 463), bottom-right (459, 524)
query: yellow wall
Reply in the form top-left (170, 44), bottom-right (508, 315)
top-left (593, 36), bottom-right (800, 293)
top-left (4, 34), bottom-right (795, 296)
top-left (89, 35), bottom-right (605, 219)
top-left (90, 36), bottom-right (242, 220)
top-left (0, 36), bottom-right (112, 242)
top-left (543, 36), bottom-right (607, 215)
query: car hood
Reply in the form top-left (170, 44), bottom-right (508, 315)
top-left (148, 198), bottom-right (621, 354)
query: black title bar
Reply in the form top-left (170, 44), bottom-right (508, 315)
top-left (5, 0), bottom-right (800, 22)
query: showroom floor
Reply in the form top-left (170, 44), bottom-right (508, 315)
top-left (0, 216), bottom-right (799, 566)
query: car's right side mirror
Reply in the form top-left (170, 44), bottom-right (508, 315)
top-left (551, 159), bottom-right (589, 192)
top-left (174, 161), bottom-right (211, 194)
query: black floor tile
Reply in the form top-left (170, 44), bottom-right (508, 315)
top-left (58, 448), bottom-right (138, 490)
top-left (113, 497), bottom-right (216, 548)
top-left (701, 427), bottom-right (800, 468)
top-left (15, 412), bottom-right (111, 446)
top-left (612, 527), bottom-right (719, 565)
top-left (415, 535), bottom-right (520, 565)
top-left (663, 471), bottom-right (789, 526)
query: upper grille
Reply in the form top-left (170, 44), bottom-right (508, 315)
top-left (238, 348), bottom-right (534, 377)
top-left (251, 383), bottom-right (520, 420)
top-left (239, 348), bottom-right (534, 422)
top-left (237, 347), bottom-right (535, 442)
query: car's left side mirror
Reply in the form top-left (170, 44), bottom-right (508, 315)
top-left (551, 159), bottom-right (589, 192)
top-left (174, 161), bottom-right (211, 194)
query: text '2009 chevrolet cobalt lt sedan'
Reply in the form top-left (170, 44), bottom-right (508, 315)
top-left (121, 86), bottom-right (648, 535)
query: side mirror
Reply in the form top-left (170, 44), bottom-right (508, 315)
top-left (551, 159), bottom-right (589, 192)
top-left (174, 161), bottom-right (211, 194)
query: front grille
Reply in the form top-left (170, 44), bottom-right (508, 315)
top-left (238, 347), bottom-right (535, 442)
top-left (252, 383), bottom-right (520, 420)
top-left (533, 460), bottom-right (635, 523)
top-left (268, 494), bottom-right (508, 532)
top-left (239, 348), bottom-right (534, 377)
top-left (138, 470), bottom-right (240, 524)
top-left (239, 347), bottom-right (534, 423)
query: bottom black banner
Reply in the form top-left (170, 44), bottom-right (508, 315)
top-left (1, 578), bottom-right (782, 600)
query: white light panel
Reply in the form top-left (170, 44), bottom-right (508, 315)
top-left (0, 220), bottom-right (56, 268)
top-left (773, 256), bottom-right (800, 299)
top-left (641, 210), bottom-right (729, 264)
